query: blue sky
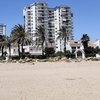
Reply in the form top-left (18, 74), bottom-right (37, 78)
top-left (0, 0), bottom-right (100, 40)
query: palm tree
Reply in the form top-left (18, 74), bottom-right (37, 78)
top-left (81, 34), bottom-right (90, 49)
top-left (6, 36), bottom-right (11, 58)
top-left (11, 24), bottom-right (32, 58)
top-left (34, 26), bottom-right (46, 55)
top-left (0, 35), bottom-right (6, 57)
top-left (57, 26), bottom-right (70, 54)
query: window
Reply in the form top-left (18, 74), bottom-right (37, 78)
top-left (72, 47), bottom-right (76, 50)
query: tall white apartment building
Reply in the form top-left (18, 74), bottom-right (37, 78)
top-left (23, 1), bottom-right (73, 52)
top-left (23, 1), bottom-right (49, 42)
top-left (54, 6), bottom-right (73, 52)
top-left (0, 24), bottom-right (6, 36)
top-left (48, 8), bottom-right (55, 43)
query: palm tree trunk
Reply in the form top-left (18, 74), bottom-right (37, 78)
top-left (64, 37), bottom-right (66, 54)
top-left (1, 46), bottom-right (4, 57)
top-left (83, 41), bottom-right (88, 49)
top-left (8, 44), bottom-right (11, 58)
top-left (18, 43), bottom-right (20, 58)
top-left (21, 42), bottom-right (24, 59)
top-left (42, 42), bottom-right (44, 55)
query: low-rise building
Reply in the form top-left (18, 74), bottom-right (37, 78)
top-left (88, 41), bottom-right (95, 47)
top-left (5, 45), bottom-right (42, 56)
top-left (69, 40), bottom-right (84, 52)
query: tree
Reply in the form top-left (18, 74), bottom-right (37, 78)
top-left (0, 35), bottom-right (6, 57)
top-left (11, 24), bottom-right (32, 58)
top-left (57, 26), bottom-right (70, 54)
top-left (6, 36), bottom-right (11, 58)
top-left (81, 34), bottom-right (90, 49)
top-left (34, 26), bottom-right (46, 55)
top-left (85, 47), bottom-right (96, 57)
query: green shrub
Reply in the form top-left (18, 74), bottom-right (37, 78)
top-left (55, 51), bottom-right (75, 58)
top-left (85, 47), bottom-right (96, 57)
top-left (55, 51), bottom-right (65, 56)
top-left (33, 55), bottom-right (47, 59)
top-left (66, 51), bottom-right (75, 58)
top-left (0, 56), bottom-right (5, 60)
top-left (45, 47), bottom-right (55, 57)
top-left (11, 56), bottom-right (20, 60)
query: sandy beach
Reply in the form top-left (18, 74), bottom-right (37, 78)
top-left (0, 61), bottom-right (100, 100)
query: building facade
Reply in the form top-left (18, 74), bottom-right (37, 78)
top-left (54, 6), bottom-right (73, 52)
top-left (23, 1), bottom-right (49, 42)
top-left (23, 1), bottom-right (73, 52)
top-left (0, 24), bottom-right (6, 36)
top-left (48, 8), bottom-right (55, 43)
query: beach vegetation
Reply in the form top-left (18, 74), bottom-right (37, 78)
top-left (57, 26), bottom-right (70, 54)
top-left (10, 24), bottom-right (32, 58)
top-left (34, 25), bottom-right (46, 56)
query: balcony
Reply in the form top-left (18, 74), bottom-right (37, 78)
top-left (37, 11), bottom-right (45, 14)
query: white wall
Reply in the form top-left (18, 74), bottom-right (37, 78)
top-left (5, 46), bottom-right (42, 56)
top-left (94, 40), bottom-right (100, 48)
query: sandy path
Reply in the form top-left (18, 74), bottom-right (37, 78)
top-left (0, 61), bottom-right (100, 100)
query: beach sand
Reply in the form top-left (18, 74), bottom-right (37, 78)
top-left (0, 61), bottom-right (100, 100)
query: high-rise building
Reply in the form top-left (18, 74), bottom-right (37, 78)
top-left (54, 6), bottom-right (73, 52)
top-left (48, 8), bottom-right (55, 42)
top-left (0, 24), bottom-right (6, 36)
top-left (23, 1), bottom-right (73, 52)
top-left (23, 1), bottom-right (49, 42)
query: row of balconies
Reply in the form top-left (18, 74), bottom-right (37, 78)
top-left (35, 3), bottom-right (47, 7)
top-left (25, 13), bottom-right (72, 22)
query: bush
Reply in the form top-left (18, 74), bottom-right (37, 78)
top-left (11, 56), bottom-right (20, 60)
top-left (0, 56), bottom-right (5, 60)
top-left (55, 51), bottom-right (75, 58)
top-left (45, 47), bottom-right (55, 57)
top-left (65, 51), bottom-right (75, 58)
top-left (23, 52), bottom-right (31, 58)
top-left (33, 55), bottom-right (47, 59)
top-left (85, 54), bottom-right (96, 57)
top-left (85, 47), bottom-right (96, 57)
top-left (55, 51), bottom-right (65, 56)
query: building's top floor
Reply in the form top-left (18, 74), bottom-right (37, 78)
top-left (23, 1), bottom-right (72, 11)
top-left (24, 1), bottom-right (48, 10)
top-left (55, 5), bottom-right (71, 10)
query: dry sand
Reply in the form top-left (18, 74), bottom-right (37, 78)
top-left (0, 61), bottom-right (100, 100)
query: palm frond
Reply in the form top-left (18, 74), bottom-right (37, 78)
top-left (57, 26), bottom-right (70, 41)
top-left (10, 24), bottom-right (32, 45)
